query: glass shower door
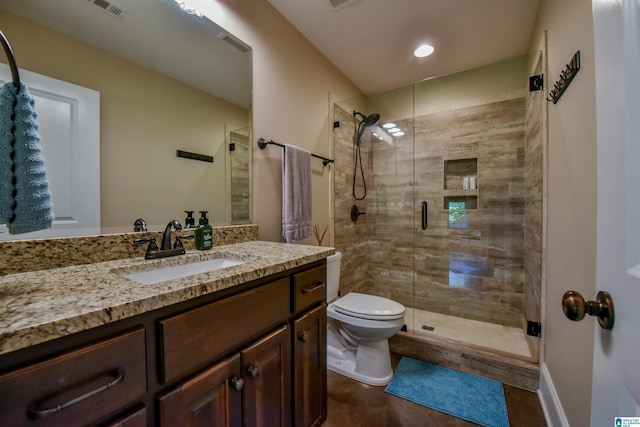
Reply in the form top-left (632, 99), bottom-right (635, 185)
top-left (410, 56), bottom-right (542, 362)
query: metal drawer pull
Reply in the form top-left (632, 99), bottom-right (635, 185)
top-left (302, 281), bottom-right (325, 294)
top-left (28, 368), bottom-right (125, 419)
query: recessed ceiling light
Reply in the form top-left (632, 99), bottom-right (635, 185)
top-left (414, 44), bottom-right (434, 58)
top-left (389, 127), bottom-right (401, 133)
top-left (382, 122), bottom-right (396, 129)
top-left (392, 132), bottom-right (405, 137)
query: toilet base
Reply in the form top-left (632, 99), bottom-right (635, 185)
top-left (327, 339), bottom-right (394, 386)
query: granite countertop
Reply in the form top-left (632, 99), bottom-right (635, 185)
top-left (0, 241), bottom-right (334, 356)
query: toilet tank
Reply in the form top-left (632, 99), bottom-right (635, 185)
top-left (326, 251), bottom-right (342, 302)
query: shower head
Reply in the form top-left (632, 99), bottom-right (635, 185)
top-left (354, 111), bottom-right (381, 141)
top-left (353, 111), bottom-right (380, 128)
top-left (364, 112), bottom-right (380, 127)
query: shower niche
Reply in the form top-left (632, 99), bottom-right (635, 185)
top-left (443, 158), bottom-right (478, 218)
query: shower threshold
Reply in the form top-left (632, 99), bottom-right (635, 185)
top-left (403, 307), bottom-right (533, 359)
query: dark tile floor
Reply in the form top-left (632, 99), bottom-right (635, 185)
top-left (324, 354), bottom-right (547, 427)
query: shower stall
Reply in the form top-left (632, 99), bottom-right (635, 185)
top-left (332, 53), bottom-right (544, 376)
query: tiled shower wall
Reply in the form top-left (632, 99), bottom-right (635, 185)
top-left (334, 107), bottom-right (371, 297)
top-left (334, 94), bottom-right (538, 328)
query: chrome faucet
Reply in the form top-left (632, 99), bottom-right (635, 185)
top-left (161, 220), bottom-right (182, 250)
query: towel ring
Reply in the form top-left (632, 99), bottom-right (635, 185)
top-left (0, 31), bottom-right (21, 88)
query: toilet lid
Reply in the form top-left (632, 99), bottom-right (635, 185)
top-left (333, 292), bottom-right (405, 320)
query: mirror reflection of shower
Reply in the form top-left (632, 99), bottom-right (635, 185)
top-left (352, 111), bottom-right (380, 200)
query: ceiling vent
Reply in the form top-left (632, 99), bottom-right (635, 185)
top-left (326, 0), bottom-right (360, 11)
top-left (84, 0), bottom-right (128, 19)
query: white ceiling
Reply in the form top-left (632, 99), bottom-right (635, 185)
top-left (267, 0), bottom-right (541, 94)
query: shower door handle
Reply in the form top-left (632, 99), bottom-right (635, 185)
top-left (421, 201), bottom-right (428, 230)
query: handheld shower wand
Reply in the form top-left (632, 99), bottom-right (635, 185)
top-left (352, 111), bottom-right (380, 201)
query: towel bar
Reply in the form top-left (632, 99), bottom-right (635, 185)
top-left (258, 137), bottom-right (334, 166)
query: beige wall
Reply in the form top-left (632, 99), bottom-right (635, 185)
top-left (0, 11), bottom-right (250, 232)
top-left (344, 56), bottom-right (530, 125)
top-left (413, 56), bottom-right (529, 117)
top-left (530, 1), bottom-right (597, 426)
top-left (206, 1), bottom-right (362, 244)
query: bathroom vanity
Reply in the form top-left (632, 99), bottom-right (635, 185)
top-left (0, 241), bottom-right (331, 427)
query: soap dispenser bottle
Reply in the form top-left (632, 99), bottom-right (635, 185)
top-left (184, 211), bottom-right (196, 229)
top-left (195, 210), bottom-right (213, 250)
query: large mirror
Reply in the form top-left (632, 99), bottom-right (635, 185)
top-left (0, 0), bottom-right (252, 238)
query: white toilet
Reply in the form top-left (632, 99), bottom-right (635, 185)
top-left (326, 252), bottom-right (405, 386)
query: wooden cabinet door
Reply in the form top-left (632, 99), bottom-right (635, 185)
top-left (242, 325), bottom-right (292, 427)
top-left (158, 354), bottom-right (243, 427)
top-left (293, 305), bottom-right (327, 427)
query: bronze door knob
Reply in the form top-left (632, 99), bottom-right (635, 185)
top-left (562, 290), bottom-right (615, 330)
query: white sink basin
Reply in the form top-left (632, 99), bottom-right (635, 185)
top-left (123, 258), bottom-right (246, 285)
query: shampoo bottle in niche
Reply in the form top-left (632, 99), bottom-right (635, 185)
top-left (195, 210), bottom-right (213, 250)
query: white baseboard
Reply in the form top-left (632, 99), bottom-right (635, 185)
top-left (538, 362), bottom-right (570, 427)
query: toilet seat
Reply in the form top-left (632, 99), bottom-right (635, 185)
top-left (332, 292), bottom-right (405, 320)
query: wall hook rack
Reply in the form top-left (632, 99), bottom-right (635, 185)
top-left (547, 50), bottom-right (581, 104)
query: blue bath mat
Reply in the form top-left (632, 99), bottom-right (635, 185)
top-left (385, 357), bottom-right (509, 427)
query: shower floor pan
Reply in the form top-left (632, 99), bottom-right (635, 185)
top-left (391, 307), bottom-right (540, 391)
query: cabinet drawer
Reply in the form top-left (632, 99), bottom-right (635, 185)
top-left (160, 278), bottom-right (290, 383)
top-left (0, 328), bottom-right (146, 427)
top-left (292, 265), bottom-right (326, 313)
